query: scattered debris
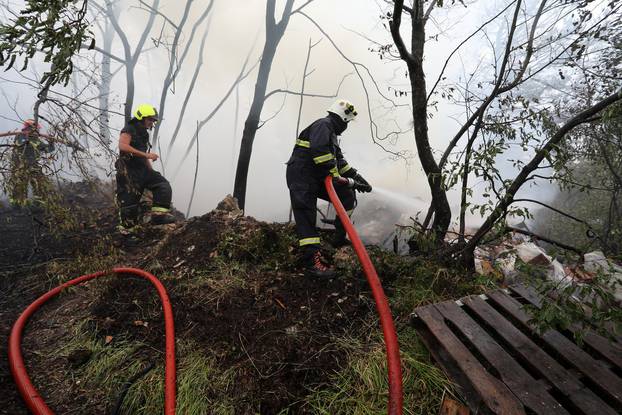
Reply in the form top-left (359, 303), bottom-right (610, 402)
top-left (474, 235), bottom-right (622, 302)
top-left (215, 194), bottom-right (243, 218)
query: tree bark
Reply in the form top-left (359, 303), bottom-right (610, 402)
top-left (98, 6), bottom-right (118, 145)
top-left (101, 0), bottom-right (160, 121)
top-left (390, 0), bottom-right (451, 242)
top-left (233, 0), bottom-right (294, 210)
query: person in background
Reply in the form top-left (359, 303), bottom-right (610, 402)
top-left (0, 119), bottom-right (56, 207)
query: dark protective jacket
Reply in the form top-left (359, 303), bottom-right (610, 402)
top-left (287, 114), bottom-right (358, 181)
top-left (115, 118), bottom-right (172, 226)
top-left (119, 118), bottom-right (150, 166)
top-left (14, 132), bottom-right (54, 164)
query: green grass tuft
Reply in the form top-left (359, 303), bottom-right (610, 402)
top-left (122, 341), bottom-right (236, 414)
top-left (300, 328), bottom-right (457, 414)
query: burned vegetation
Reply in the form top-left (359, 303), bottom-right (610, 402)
top-left (0, 182), bottom-right (484, 414)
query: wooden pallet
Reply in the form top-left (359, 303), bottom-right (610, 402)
top-left (412, 285), bottom-right (622, 415)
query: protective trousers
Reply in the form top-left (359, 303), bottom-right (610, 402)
top-left (286, 163), bottom-right (355, 263)
top-left (115, 159), bottom-right (172, 228)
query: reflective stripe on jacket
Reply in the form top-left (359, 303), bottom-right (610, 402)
top-left (287, 115), bottom-right (357, 180)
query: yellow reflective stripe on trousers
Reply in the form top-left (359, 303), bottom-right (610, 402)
top-left (339, 164), bottom-right (352, 174)
top-left (313, 153), bottom-right (335, 164)
top-left (299, 237), bottom-right (320, 246)
top-left (346, 209), bottom-right (354, 216)
top-left (296, 139), bottom-right (310, 148)
top-left (329, 167), bottom-right (340, 177)
top-left (151, 206), bottom-right (170, 213)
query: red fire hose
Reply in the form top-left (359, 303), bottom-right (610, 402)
top-left (8, 267), bottom-right (176, 415)
top-left (325, 176), bottom-right (404, 415)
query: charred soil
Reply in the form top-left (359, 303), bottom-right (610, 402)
top-left (0, 185), bottom-right (402, 414)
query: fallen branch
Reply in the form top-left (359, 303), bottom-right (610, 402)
top-left (506, 226), bottom-right (582, 255)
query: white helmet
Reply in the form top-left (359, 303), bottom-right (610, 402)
top-left (327, 99), bottom-right (358, 123)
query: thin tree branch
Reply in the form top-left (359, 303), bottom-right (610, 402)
top-left (506, 226), bottom-right (583, 254)
top-left (186, 121), bottom-right (200, 217)
top-left (464, 88), bottom-right (622, 251)
top-left (427, 0), bottom-right (517, 104)
top-left (291, 0), bottom-right (315, 15)
top-left (389, 0), bottom-right (414, 63)
top-left (172, 54), bottom-right (261, 179)
top-left (165, 16), bottom-right (212, 157)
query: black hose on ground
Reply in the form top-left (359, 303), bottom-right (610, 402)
top-left (111, 361), bottom-right (156, 415)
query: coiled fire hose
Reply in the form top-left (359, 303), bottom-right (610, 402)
top-left (324, 176), bottom-right (404, 415)
top-left (8, 268), bottom-right (176, 415)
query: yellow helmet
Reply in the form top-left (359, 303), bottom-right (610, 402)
top-left (134, 104), bottom-right (159, 121)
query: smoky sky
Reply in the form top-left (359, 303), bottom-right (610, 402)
top-left (0, 0), bottom-right (567, 239)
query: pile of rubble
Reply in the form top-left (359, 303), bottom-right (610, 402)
top-left (474, 234), bottom-right (622, 302)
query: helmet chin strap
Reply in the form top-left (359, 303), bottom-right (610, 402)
top-left (328, 112), bottom-right (348, 135)
top-left (335, 122), bottom-right (347, 135)
top-left (143, 118), bottom-right (155, 131)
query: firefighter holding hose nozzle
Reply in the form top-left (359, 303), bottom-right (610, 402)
top-left (286, 99), bottom-right (372, 279)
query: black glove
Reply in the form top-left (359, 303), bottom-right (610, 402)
top-left (332, 176), bottom-right (355, 187)
top-left (353, 173), bottom-right (372, 193)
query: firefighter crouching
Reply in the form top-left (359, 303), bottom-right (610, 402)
top-left (286, 99), bottom-right (372, 279)
top-left (116, 104), bottom-right (176, 235)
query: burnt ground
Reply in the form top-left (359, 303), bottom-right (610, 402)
top-left (0, 184), bottom-right (384, 414)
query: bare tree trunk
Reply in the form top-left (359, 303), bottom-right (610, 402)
top-left (421, 0), bottom-right (543, 231)
top-left (289, 37), bottom-right (319, 224)
top-left (101, 0), bottom-right (160, 121)
top-left (186, 121), bottom-right (200, 217)
top-left (33, 77), bottom-right (54, 126)
top-left (166, 20), bottom-right (211, 160)
top-left (98, 11), bottom-right (117, 145)
top-left (233, 0), bottom-right (295, 211)
top-left (459, 113), bottom-right (486, 240)
top-left (171, 53), bottom-right (259, 180)
top-left (231, 83), bottom-right (240, 189)
top-left (390, 0), bottom-right (451, 243)
top-left (152, 0), bottom-right (214, 150)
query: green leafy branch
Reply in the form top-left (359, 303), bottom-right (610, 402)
top-left (0, 0), bottom-right (94, 86)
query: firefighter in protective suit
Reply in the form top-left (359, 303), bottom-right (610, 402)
top-left (0, 119), bottom-right (55, 207)
top-left (116, 104), bottom-right (175, 233)
top-left (286, 99), bottom-right (372, 278)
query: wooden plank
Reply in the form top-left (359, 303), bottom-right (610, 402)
top-left (487, 290), bottom-right (622, 408)
top-left (510, 284), bottom-right (622, 370)
top-left (463, 295), bottom-right (617, 415)
top-left (415, 305), bottom-right (526, 415)
top-left (580, 330), bottom-right (622, 370)
top-left (434, 301), bottom-right (569, 415)
top-left (439, 396), bottom-right (470, 415)
top-left (508, 284), bottom-right (543, 307)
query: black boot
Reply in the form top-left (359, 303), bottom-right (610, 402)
top-left (151, 213), bottom-right (176, 225)
top-left (331, 232), bottom-right (351, 248)
top-left (117, 225), bottom-right (142, 247)
top-left (304, 251), bottom-right (336, 279)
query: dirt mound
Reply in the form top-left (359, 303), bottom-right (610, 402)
top-left (88, 210), bottom-right (373, 413)
top-left (1, 188), bottom-right (377, 414)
